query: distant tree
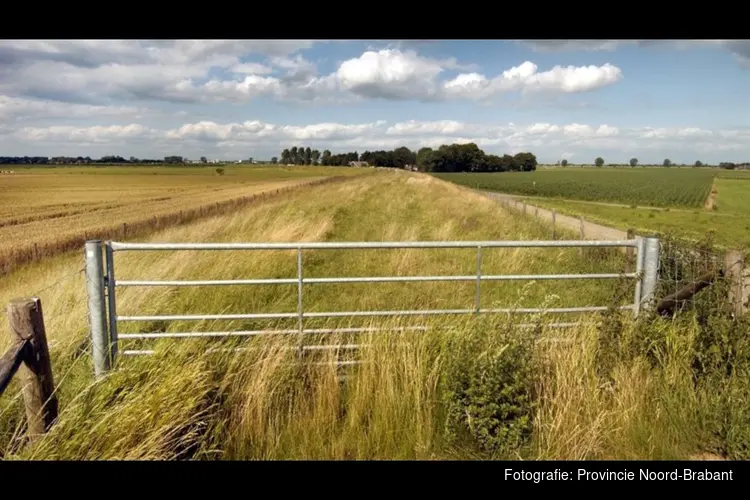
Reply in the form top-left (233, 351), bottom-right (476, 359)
top-left (271, 156), bottom-right (278, 164)
top-left (321, 149), bottom-right (332, 166)
top-left (311, 149), bottom-right (321, 165)
top-left (280, 149), bottom-right (290, 164)
top-left (290, 147), bottom-right (298, 165)
top-left (629, 157), bottom-right (638, 167)
top-left (594, 157), bottom-right (605, 167)
top-left (304, 147), bottom-right (312, 165)
top-left (560, 159), bottom-right (568, 167)
top-left (663, 158), bottom-right (672, 167)
top-left (514, 152), bottom-right (538, 172)
top-left (200, 156), bottom-right (208, 164)
top-left (248, 157), bottom-right (253, 163)
top-left (695, 160), bottom-right (703, 167)
top-left (416, 147), bottom-right (433, 169)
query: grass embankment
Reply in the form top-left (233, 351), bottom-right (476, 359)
top-left (0, 170), bottom-right (748, 460)
top-left (0, 165), bottom-right (370, 276)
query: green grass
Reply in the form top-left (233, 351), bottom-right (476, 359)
top-left (714, 178), bottom-right (750, 216)
top-left (435, 168), bottom-right (716, 208)
top-left (0, 170), bottom-right (747, 460)
top-left (717, 169), bottom-right (750, 179)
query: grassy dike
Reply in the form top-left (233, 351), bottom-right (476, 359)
top-left (1, 170), bottom-right (748, 459)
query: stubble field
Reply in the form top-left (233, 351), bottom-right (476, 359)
top-left (0, 165), bottom-right (369, 275)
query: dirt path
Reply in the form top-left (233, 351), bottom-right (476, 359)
top-left (704, 183), bottom-right (718, 210)
top-left (478, 190), bottom-right (629, 241)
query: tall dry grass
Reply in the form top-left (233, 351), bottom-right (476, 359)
top-left (0, 170), bottom-right (745, 459)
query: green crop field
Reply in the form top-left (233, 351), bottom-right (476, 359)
top-left (435, 168), bottom-right (716, 208)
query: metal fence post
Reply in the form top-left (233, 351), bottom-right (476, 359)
top-left (297, 248), bottom-right (303, 334)
top-left (639, 237), bottom-right (660, 311)
top-left (632, 236), bottom-right (644, 318)
top-left (105, 242), bottom-right (119, 364)
top-left (84, 240), bottom-right (110, 377)
top-left (475, 246), bottom-right (482, 314)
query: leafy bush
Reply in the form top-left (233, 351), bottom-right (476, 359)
top-left (216, 168), bottom-right (225, 175)
top-left (440, 321), bottom-right (537, 456)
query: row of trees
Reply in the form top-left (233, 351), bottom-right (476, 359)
top-left (0, 155), bottom-right (190, 165)
top-left (569, 157), bottom-right (737, 168)
top-left (277, 147), bottom-right (362, 167)
top-left (278, 143), bottom-right (539, 172)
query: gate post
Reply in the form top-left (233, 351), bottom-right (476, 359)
top-left (85, 240), bottom-right (110, 377)
top-left (639, 237), bottom-right (660, 311)
top-left (105, 242), bottom-right (119, 364)
top-left (633, 236), bottom-right (644, 318)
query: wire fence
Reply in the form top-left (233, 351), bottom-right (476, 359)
top-left (652, 234), bottom-right (744, 319)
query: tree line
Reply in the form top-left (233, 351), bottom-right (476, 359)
top-left (279, 143), bottom-right (539, 172)
top-left (0, 155), bottom-right (189, 165)
top-left (561, 157), bottom-right (744, 169)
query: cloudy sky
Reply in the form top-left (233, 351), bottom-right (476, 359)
top-left (0, 39), bottom-right (748, 164)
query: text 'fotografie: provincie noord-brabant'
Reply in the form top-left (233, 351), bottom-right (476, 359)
top-left (504, 469), bottom-right (733, 482)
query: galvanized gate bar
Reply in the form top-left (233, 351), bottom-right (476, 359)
top-left (116, 305), bottom-right (632, 322)
top-left (109, 239), bottom-right (638, 251)
top-left (115, 273), bottom-right (638, 287)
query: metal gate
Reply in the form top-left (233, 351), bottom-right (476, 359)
top-left (84, 237), bottom-right (660, 377)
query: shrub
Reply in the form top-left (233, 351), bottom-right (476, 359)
top-left (216, 168), bottom-right (225, 175)
top-left (440, 321), bottom-right (537, 456)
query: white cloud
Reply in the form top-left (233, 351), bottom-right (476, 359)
top-left (334, 51), bottom-right (621, 102)
top-left (520, 39), bottom-right (750, 67)
top-left (230, 62), bottom-right (273, 75)
top-left (0, 95), bottom-right (148, 123)
top-left (5, 119), bottom-right (749, 164)
top-left (0, 41), bottom-right (624, 106)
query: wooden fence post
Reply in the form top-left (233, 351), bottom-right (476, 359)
top-left (724, 250), bottom-right (747, 317)
top-left (7, 297), bottom-right (58, 437)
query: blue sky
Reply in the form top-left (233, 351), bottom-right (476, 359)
top-left (0, 39), bottom-right (748, 164)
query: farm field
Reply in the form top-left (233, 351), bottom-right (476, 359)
top-left (0, 170), bottom-right (747, 460)
top-left (0, 165), bottom-right (370, 275)
top-left (435, 168), bottom-right (716, 208)
top-left (717, 169), bottom-right (750, 179)
top-left (516, 176), bottom-right (750, 250)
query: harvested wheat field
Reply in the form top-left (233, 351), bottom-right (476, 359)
top-left (0, 165), bottom-right (369, 276)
